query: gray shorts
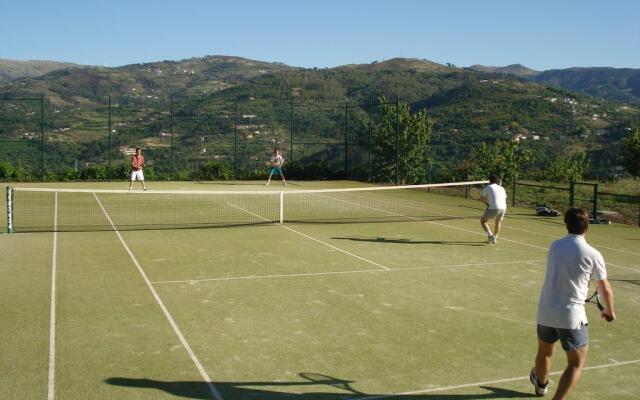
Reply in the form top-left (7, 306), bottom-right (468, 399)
top-left (481, 208), bottom-right (505, 221)
top-left (537, 324), bottom-right (589, 352)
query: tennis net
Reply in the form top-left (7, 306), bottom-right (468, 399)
top-left (6, 181), bottom-right (488, 232)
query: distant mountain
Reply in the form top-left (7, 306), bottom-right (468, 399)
top-left (0, 59), bottom-right (82, 82)
top-left (1, 55), bottom-right (639, 181)
top-left (532, 67), bottom-right (640, 104)
top-left (469, 64), bottom-right (540, 77)
top-left (1, 55), bottom-right (295, 105)
top-left (336, 58), bottom-right (451, 73)
top-left (470, 63), bottom-right (640, 104)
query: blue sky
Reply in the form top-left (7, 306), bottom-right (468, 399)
top-left (1, 0), bottom-right (638, 70)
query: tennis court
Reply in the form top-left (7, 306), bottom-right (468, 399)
top-left (1, 181), bottom-right (639, 399)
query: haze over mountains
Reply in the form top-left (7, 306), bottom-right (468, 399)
top-left (0, 59), bottom-right (83, 82)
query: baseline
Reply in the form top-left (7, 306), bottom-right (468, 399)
top-left (352, 358), bottom-right (640, 400)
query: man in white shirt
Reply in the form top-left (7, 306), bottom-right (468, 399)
top-left (266, 148), bottom-right (286, 186)
top-left (530, 207), bottom-right (616, 399)
top-left (479, 174), bottom-right (507, 244)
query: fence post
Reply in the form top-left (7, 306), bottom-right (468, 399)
top-left (569, 181), bottom-right (575, 207)
top-left (368, 97), bottom-right (373, 182)
top-left (234, 97), bottom-right (238, 179)
top-left (108, 95), bottom-right (112, 182)
top-left (169, 93), bottom-right (174, 181)
top-left (289, 97), bottom-right (293, 165)
top-left (396, 96), bottom-right (400, 185)
top-left (40, 94), bottom-right (45, 181)
top-left (593, 183), bottom-right (599, 220)
top-left (344, 100), bottom-right (348, 177)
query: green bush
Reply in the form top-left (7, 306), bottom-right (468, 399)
top-left (193, 161), bottom-right (232, 180)
top-left (0, 162), bottom-right (14, 180)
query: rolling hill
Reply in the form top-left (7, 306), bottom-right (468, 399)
top-left (1, 56), bottom-right (639, 181)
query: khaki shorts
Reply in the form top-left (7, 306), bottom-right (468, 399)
top-left (481, 208), bottom-right (505, 221)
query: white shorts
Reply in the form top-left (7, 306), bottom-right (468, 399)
top-left (130, 170), bottom-right (145, 181)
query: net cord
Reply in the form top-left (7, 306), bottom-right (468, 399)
top-left (10, 180), bottom-right (489, 196)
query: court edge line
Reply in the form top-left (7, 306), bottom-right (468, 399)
top-left (362, 193), bottom-right (640, 259)
top-left (226, 203), bottom-right (391, 271)
top-left (152, 259), bottom-right (544, 285)
top-left (47, 193), bottom-right (58, 400)
top-left (359, 195), bottom-right (640, 273)
top-left (93, 193), bottom-right (223, 400)
top-left (352, 358), bottom-right (640, 400)
top-left (502, 224), bottom-right (640, 257)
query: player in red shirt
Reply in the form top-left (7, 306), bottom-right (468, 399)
top-left (128, 146), bottom-right (147, 191)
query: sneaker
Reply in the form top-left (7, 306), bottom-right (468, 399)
top-left (487, 234), bottom-right (494, 244)
top-left (265, 182), bottom-right (270, 186)
top-left (530, 367), bottom-right (548, 396)
top-left (490, 235), bottom-right (497, 244)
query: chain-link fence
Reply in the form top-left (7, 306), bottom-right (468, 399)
top-left (2, 94), bottom-right (448, 183)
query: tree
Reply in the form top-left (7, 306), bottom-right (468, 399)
top-left (365, 97), bottom-right (433, 184)
top-left (469, 140), bottom-right (532, 183)
top-left (548, 152), bottom-right (590, 182)
top-left (621, 128), bottom-right (640, 177)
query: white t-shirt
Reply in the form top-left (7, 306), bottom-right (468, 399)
top-left (482, 183), bottom-right (507, 210)
top-left (537, 234), bottom-right (607, 329)
top-left (271, 154), bottom-right (283, 167)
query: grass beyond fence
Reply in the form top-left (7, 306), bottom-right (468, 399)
top-left (512, 180), bottom-right (640, 226)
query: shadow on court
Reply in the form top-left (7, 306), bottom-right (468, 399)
top-left (105, 375), bottom-right (536, 399)
top-left (332, 236), bottom-right (488, 246)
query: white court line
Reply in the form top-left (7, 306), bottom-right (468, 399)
top-left (47, 193), bottom-right (58, 400)
top-left (152, 259), bottom-right (544, 284)
top-left (354, 194), bottom-right (640, 273)
top-left (226, 203), bottom-right (391, 271)
top-left (500, 224), bottom-right (640, 257)
top-left (93, 193), bottom-right (223, 400)
top-left (352, 359), bottom-right (640, 400)
top-left (358, 192), bottom-right (640, 257)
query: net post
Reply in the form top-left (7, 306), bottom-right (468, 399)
top-left (6, 186), bottom-right (13, 234)
top-left (279, 191), bottom-right (284, 224)
top-left (512, 180), bottom-right (516, 207)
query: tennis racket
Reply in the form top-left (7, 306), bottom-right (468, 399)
top-left (468, 185), bottom-right (488, 206)
top-left (299, 373), bottom-right (362, 395)
top-left (585, 289), bottom-right (613, 322)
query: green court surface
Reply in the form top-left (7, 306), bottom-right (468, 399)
top-left (1, 181), bottom-right (639, 399)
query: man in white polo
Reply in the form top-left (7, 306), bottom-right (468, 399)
top-left (479, 173), bottom-right (507, 244)
top-left (530, 207), bottom-right (615, 398)
top-left (128, 146), bottom-right (147, 191)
